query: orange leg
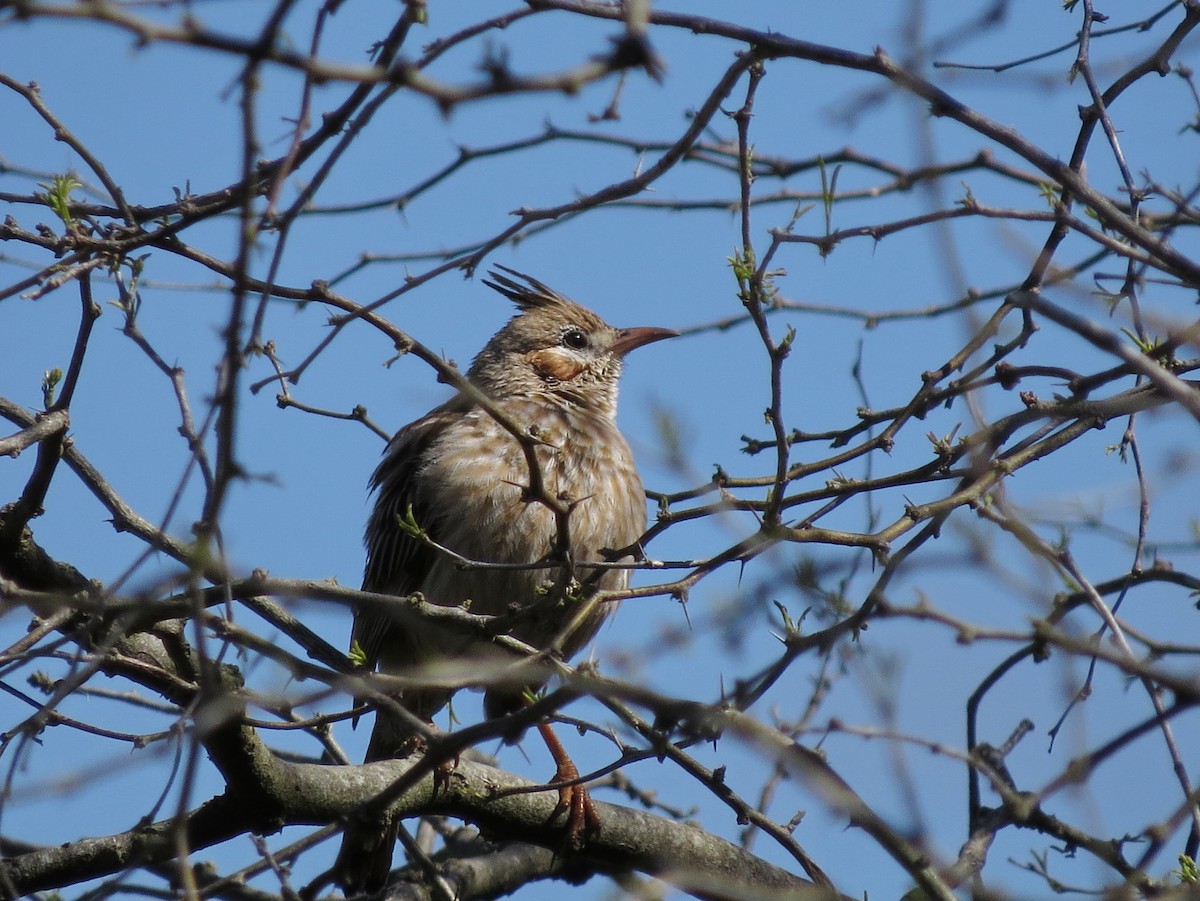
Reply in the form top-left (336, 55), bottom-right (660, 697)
top-left (537, 720), bottom-right (601, 846)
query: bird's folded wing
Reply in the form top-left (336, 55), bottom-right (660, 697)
top-left (352, 399), bottom-right (467, 670)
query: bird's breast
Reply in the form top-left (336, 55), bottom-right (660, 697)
top-left (416, 402), bottom-right (644, 610)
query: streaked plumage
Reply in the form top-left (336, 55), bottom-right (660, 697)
top-left (333, 267), bottom-right (676, 894)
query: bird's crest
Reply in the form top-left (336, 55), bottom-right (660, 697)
top-left (483, 265), bottom-right (574, 312)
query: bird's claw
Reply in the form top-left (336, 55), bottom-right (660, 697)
top-left (536, 720), bottom-right (600, 846)
top-left (430, 752), bottom-right (458, 797)
top-left (549, 756), bottom-right (601, 848)
top-left (560, 782), bottom-right (601, 849)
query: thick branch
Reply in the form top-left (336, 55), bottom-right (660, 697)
top-left (0, 751), bottom-right (826, 900)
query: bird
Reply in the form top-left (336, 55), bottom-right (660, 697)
top-left (332, 266), bottom-right (677, 895)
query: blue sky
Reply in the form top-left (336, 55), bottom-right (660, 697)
top-left (3, 2), bottom-right (1200, 899)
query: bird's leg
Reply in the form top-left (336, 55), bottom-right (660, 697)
top-left (430, 749), bottom-right (458, 799)
top-left (411, 725), bottom-right (461, 799)
top-left (379, 718), bottom-right (457, 798)
top-left (536, 720), bottom-right (600, 846)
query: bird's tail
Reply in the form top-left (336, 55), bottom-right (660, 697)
top-left (333, 814), bottom-right (400, 897)
top-left (332, 708), bottom-right (424, 895)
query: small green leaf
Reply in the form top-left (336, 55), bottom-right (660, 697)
top-left (726, 247), bottom-right (756, 284)
top-left (41, 367), bottom-right (63, 408)
top-left (348, 640), bottom-right (367, 667)
top-left (395, 504), bottom-right (424, 539)
top-left (956, 180), bottom-right (978, 210)
top-left (772, 599), bottom-right (795, 635)
top-left (818, 155), bottom-right (842, 239)
top-left (521, 686), bottom-right (544, 704)
top-left (778, 325), bottom-right (797, 355)
top-left (1176, 854), bottom-right (1198, 884)
top-left (1120, 327), bottom-right (1160, 354)
top-left (36, 173), bottom-right (83, 227)
top-left (1037, 183), bottom-right (1060, 208)
top-left (742, 142), bottom-right (756, 181)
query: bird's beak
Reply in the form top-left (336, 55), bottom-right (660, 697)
top-left (610, 326), bottom-right (679, 357)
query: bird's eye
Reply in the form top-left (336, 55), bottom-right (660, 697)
top-left (561, 328), bottom-right (588, 350)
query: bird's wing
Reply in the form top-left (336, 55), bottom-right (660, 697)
top-left (351, 397), bottom-right (467, 671)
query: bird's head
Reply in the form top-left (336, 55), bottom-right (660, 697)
top-left (468, 266), bottom-right (677, 417)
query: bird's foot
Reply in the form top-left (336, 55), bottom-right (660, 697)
top-left (550, 756), bottom-right (601, 848)
top-left (537, 720), bottom-right (600, 847)
top-left (430, 751), bottom-right (458, 798)
top-left (389, 725), bottom-right (458, 799)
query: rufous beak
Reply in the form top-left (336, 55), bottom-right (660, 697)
top-left (610, 326), bottom-right (679, 357)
